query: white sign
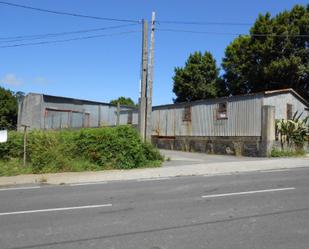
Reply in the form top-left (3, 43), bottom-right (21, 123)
top-left (0, 130), bottom-right (8, 143)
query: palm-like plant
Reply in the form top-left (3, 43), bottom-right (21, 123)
top-left (276, 112), bottom-right (309, 150)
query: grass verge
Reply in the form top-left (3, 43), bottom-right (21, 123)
top-left (0, 126), bottom-right (163, 176)
top-left (271, 148), bottom-right (307, 157)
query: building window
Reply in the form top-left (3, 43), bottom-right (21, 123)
top-left (217, 102), bottom-right (228, 119)
top-left (287, 104), bottom-right (293, 120)
top-left (127, 111), bottom-right (133, 124)
top-left (182, 106), bottom-right (191, 121)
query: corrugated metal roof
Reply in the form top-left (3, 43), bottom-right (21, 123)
top-left (28, 92), bottom-right (136, 109)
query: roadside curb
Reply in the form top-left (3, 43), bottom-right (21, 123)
top-left (1, 157), bottom-right (309, 187)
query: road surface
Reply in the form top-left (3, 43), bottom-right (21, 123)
top-left (0, 167), bottom-right (309, 249)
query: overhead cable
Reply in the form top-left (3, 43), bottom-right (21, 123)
top-left (0, 30), bottom-right (140, 48)
top-left (157, 28), bottom-right (309, 37)
top-left (0, 1), bottom-right (140, 23)
top-left (0, 23), bottom-right (138, 43)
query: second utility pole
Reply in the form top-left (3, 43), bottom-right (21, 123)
top-left (146, 11), bottom-right (156, 143)
top-left (139, 19), bottom-right (148, 141)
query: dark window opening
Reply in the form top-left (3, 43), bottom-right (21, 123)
top-left (217, 102), bottom-right (228, 119)
top-left (183, 106), bottom-right (191, 121)
top-left (287, 104), bottom-right (293, 120)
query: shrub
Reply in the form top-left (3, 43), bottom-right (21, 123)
top-left (276, 112), bottom-right (309, 149)
top-left (0, 131), bottom-right (23, 160)
top-left (0, 126), bottom-right (163, 175)
top-left (75, 126), bottom-right (163, 169)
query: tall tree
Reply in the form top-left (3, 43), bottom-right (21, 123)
top-left (110, 97), bottom-right (136, 107)
top-left (222, 4), bottom-right (309, 100)
top-left (0, 87), bottom-right (18, 130)
top-left (173, 51), bottom-right (220, 103)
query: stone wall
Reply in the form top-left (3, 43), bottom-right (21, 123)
top-left (152, 136), bottom-right (262, 157)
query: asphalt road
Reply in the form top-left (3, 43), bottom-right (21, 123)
top-left (0, 167), bottom-right (309, 249)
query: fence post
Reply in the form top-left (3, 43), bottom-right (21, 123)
top-left (261, 105), bottom-right (276, 157)
top-left (116, 102), bottom-right (120, 126)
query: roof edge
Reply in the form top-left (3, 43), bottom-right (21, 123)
top-left (264, 88), bottom-right (309, 107)
top-left (26, 92), bottom-right (136, 109)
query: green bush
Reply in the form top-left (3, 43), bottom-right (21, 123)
top-left (75, 126), bottom-right (163, 169)
top-left (271, 148), bottom-right (306, 157)
top-left (0, 126), bottom-right (163, 175)
top-left (0, 131), bottom-right (23, 160)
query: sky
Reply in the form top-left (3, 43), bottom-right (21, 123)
top-left (0, 0), bottom-right (308, 105)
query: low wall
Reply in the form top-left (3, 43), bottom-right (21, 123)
top-left (152, 136), bottom-right (263, 157)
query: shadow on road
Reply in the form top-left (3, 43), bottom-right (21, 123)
top-left (9, 206), bottom-right (309, 249)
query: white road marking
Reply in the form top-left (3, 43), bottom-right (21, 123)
top-left (0, 186), bottom-right (41, 192)
top-left (203, 173), bottom-right (234, 177)
top-left (137, 177), bottom-right (171, 182)
top-left (69, 182), bottom-right (107, 186)
top-left (0, 203), bottom-right (112, 216)
top-left (262, 169), bottom-right (291, 173)
top-left (202, 187), bottom-right (295, 199)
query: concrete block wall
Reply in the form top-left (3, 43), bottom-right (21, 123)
top-left (152, 136), bottom-right (262, 157)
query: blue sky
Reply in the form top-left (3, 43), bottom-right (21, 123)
top-left (0, 0), bottom-right (308, 105)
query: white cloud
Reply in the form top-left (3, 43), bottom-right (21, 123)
top-left (33, 76), bottom-right (50, 85)
top-left (1, 73), bottom-right (23, 86)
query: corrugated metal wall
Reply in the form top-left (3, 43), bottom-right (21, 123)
top-left (263, 93), bottom-right (309, 119)
top-left (18, 93), bottom-right (136, 130)
top-left (119, 110), bottom-right (139, 125)
top-left (20, 92), bottom-right (308, 135)
top-left (152, 95), bottom-right (263, 137)
top-left (18, 93), bottom-right (43, 130)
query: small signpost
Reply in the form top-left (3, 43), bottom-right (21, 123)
top-left (0, 130), bottom-right (8, 143)
top-left (21, 125), bottom-right (30, 167)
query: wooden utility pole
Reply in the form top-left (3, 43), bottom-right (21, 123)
top-left (139, 19), bottom-right (148, 141)
top-left (146, 11), bottom-right (156, 142)
top-left (21, 125), bottom-right (29, 167)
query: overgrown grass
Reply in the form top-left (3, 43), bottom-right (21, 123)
top-left (0, 126), bottom-right (163, 176)
top-left (0, 159), bottom-right (32, 176)
top-left (271, 148), bottom-right (307, 157)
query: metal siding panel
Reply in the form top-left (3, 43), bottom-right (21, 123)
top-left (158, 95), bottom-right (262, 137)
top-left (263, 93), bottom-right (308, 120)
top-left (132, 112), bottom-right (139, 125)
top-left (119, 113), bottom-right (128, 125)
top-left (71, 112), bottom-right (83, 128)
top-left (108, 106), bottom-right (117, 126)
top-left (83, 104), bottom-right (99, 127)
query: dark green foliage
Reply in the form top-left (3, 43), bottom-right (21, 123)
top-left (222, 4), bottom-right (309, 100)
top-left (173, 51), bottom-right (220, 103)
top-left (0, 87), bottom-right (18, 130)
top-left (0, 126), bottom-right (163, 175)
top-left (0, 131), bottom-right (23, 160)
top-left (75, 126), bottom-right (163, 169)
top-left (110, 97), bottom-right (137, 107)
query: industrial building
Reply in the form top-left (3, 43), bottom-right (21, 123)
top-left (17, 93), bottom-right (136, 130)
top-left (120, 88), bottom-right (309, 156)
top-left (18, 89), bottom-right (309, 156)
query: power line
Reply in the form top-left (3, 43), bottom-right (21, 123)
top-left (0, 30), bottom-right (140, 48)
top-left (156, 28), bottom-right (309, 37)
top-left (0, 1), bottom-right (140, 23)
top-left (157, 20), bottom-right (252, 26)
top-left (0, 23), bottom-right (138, 43)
